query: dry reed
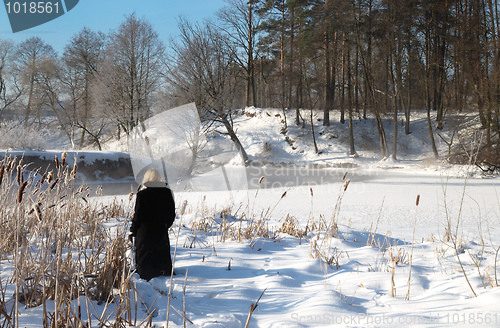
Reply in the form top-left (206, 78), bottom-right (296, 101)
top-left (0, 155), bottom-right (149, 327)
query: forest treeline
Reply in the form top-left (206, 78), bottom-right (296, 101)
top-left (0, 0), bottom-right (499, 166)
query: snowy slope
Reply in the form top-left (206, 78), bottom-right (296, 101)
top-left (2, 107), bottom-right (500, 327)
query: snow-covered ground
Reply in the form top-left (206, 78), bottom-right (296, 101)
top-left (163, 166), bottom-right (500, 327)
top-left (3, 107), bottom-right (500, 327)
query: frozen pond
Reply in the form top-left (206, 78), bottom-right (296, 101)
top-left (93, 163), bottom-right (498, 196)
top-left (91, 164), bottom-right (368, 195)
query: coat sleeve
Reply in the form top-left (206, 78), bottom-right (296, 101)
top-left (165, 189), bottom-right (176, 229)
top-left (130, 193), bottom-right (142, 237)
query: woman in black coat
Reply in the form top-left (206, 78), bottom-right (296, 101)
top-left (130, 168), bottom-right (176, 281)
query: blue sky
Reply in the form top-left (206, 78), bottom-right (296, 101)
top-left (0, 0), bottom-right (227, 54)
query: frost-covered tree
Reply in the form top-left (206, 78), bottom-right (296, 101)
top-left (0, 39), bottom-right (21, 121)
top-left (95, 13), bottom-right (165, 138)
top-left (62, 27), bottom-right (105, 148)
top-left (14, 37), bottom-right (57, 127)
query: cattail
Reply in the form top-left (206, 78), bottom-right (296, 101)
top-left (416, 195), bottom-right (420, 206)
top-left (47, 171), bottom-right (54, 183)
top-left (0, 165), bottom-right (4, 186)
top-left (9, 159), bottom-right (15, 172)
top-left (128, 192), bottom-right (134, 201)
top-left (33, 169), bottom-right (40, 187)
top-left (281, 191), bottom-right (287, 199)
top-left (259, 176), bottom-right (264, 184)
top-left (70, 162), bottom-right (77, 178)
top-left (310, 187), bottom-right (313, 197)
top-left (343, 179), bottom-right (350, 191)
top-left (18, 181), bottom-right (28, 203)
top-left (50, 178), bottom-right (59, 191)
top-left (16, 165), bottom-right (21, 185)
top-left (55, 155), bottom-right (59, 170)
top-left (34, 203), bottom-right (42, 221)
top-left (61, 152), bottom-right (67, 166)
top-left (40, 173), bottom-right (46, 186)
top-left (342, 172), bottom-right (348, 181)
top-left (20, 166), bottom-right (25, 184)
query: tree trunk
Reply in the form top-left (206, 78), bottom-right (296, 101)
top-left (356, 11), bottom-right (388, 158)
top-left (280, 0), bottom-right (286, 110)
top-left (405, 32), bottom-right (412, 135)
top-left (426, 23), bottom-right (439, 159)
top-left (391, 52), bottom-right (398, 161)
top-left (340, 35), bottom-right (346, 124)
top-left (363, 0), bottom-right (373, 121)
top-left (247, 0), bottom-right (256, 107)
top-left (25, 75), bottom-right (35, 127)
top-left (221, 115), bottom-right (249, 163)
top-left (288, 5), bottom-right (295, 110)
top-left (311, 107), bottom-right (319, 154)
top-left (323, 0), bottom-right (332, 126)
top-left (426, 105), bottom-right (439, 160)
top-left (296, 21), bottom-right (304, 126)
top-left (347, 42), bottom-right (356, 156)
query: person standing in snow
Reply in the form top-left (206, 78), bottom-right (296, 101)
top-left (130, 168), bottom-right (176, 281)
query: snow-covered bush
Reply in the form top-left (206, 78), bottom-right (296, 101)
top-left (0, 121), bottom-right (56, 150)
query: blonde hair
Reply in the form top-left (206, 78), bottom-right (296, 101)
top-left (142, 168), bottom-right (163, 184)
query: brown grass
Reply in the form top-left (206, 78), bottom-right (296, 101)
top-left (0, 156), bottom-right (155, 327)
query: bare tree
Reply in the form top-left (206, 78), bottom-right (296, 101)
top-left (14, 37), bottom-right (57, 127)
top-left (95, 13), bottom-right (165, 138)
top-left (0, 39), bottom-right (21, 121)
top-left (38, 56), bottom-right (78, 146)
top-left (165, 18), bottom-right (249, 162)
top-left (62, 27), bottom-right (105, 148)
top-left (217, 0), bottom-right (261, 108)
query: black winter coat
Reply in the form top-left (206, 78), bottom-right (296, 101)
top-left (130, 182), bottom-right (176, 281)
